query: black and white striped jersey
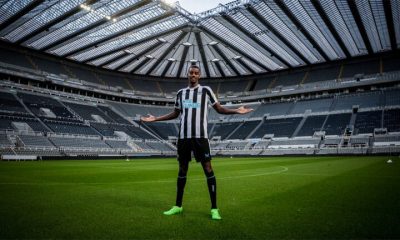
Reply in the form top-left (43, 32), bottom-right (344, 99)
top-left (174, 85), bottom-right (218, 139)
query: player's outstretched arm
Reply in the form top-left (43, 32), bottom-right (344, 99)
top-left (140, 109), bottom-right (180, 122)
top-left (213, 103), bottom-right (253, 115)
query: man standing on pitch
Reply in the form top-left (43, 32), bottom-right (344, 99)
top-left (141, 65), bottom-right (253, 220)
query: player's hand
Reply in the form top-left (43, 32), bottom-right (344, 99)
top-left (236, 106), bottom-right (253, 114)
top-left (140, 114), bottom-right (156, 122)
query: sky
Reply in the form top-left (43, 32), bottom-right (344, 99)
top-left (173, 0), bottom-right (234, 14)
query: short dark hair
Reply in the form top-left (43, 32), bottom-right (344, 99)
top-left (188, 64), bottom-right (200, 72)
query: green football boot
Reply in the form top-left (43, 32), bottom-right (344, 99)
top-left (163, 206), bottom-right (183, 215)
top-left (211, 208), bottom-right (222, 220)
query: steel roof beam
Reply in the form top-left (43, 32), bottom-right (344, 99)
top-left (194, 32), bottom-right (210, 78)
top-left (221, 13), bottom-right (291, 69)
top-left (16, 0), bottom-right (99, 45)
top-left (236, 57), bottom-right (256, 74)
top-left (347, 0), bottom-right (373, 54)
top-left (383, 0), bottom-right (397, 50)
top-left (211, 44), bottom-right (241, 75)
top-left (199, 26), bottom-right (271, 71)
top-left (310, 0), bottom-right (351, 58)
top-left (145, 31), bottom-right (188, 75)
top-left (246, 5), bottom-right (311, 65)
top-left (113, 42), bottom-right (164, 71)
top-left (161, 60), bottom-right (173, 77)
top-left (78, 25), bottom-right (188, 63)
top-left (42, 0), bottom-right (153, 51)
top-left (214, 61), bottom-right (225, 78)
top-left (176, 45), bottom-right (190, 78)
top-left (274, 0), bottom-right (330, 62)
top-left (64, 11), bottom-right (175, 58)
top-left (0, 0), bottom-right (45, 32)
top-left (129, 57), bottom-right (151, 74)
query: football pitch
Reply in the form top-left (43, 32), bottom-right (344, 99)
top-left (0, 156), bottom-right (399, 239)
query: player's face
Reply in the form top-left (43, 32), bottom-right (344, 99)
top-left (188, 67), bottom-right (201, 86)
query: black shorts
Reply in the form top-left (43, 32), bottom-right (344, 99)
top-left (177, 138), bottom-right (212, 163)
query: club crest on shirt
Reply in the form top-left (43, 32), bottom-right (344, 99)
top-left (183, 100), bottom-right (200, 109)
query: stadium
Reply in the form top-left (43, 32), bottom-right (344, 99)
top-left (0, 0), bottom-right (399, 238)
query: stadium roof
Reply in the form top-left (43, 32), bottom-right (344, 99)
top-left (0, 0), bottom-right (399, 79)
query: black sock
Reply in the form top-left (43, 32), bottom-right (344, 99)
top-left (175, 176), bottom-right (186, 207)
top-left (206, 171), bottom-right (217, 209)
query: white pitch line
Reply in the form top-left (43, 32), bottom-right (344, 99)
top-left (0, 166), bottom-right (289, 185)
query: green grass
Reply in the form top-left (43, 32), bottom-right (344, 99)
top-left (0, 156), bottom-right (399, 239)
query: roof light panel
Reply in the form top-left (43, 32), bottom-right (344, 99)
top-left (89, 51), bottom-right (125, 66)
top-left (90, 40), bottom-right (157, 66)
top-left (71, 15), bottom-right (187, 61)
top-left (356, 0), bottom-right (391, 52)
top-left (4, 0), bottom-right (85, 42)
top-left (105, 53), bottom-right (137, 70)
top-left (53, 3), bottom-right (166, 56)
top-left (0, 0), bottom-right (35, 25)
top-left (201, 17), bottom-right (281, 70)
top-left (285, 0), bottom-right (345, 60)
top-left (30, 0), bottom-right (141, 50)
top-left (200, 32), bottom-right (221, 77)
top-left (231, 10), bottom-right (304, 67)
top-left (254, 1), bottom-right (322, 64)
top-left (392, 0), bottom-right (400, 48)
top-left (320, 0), bottom-right (367, 56)
top-left (216, 42), bottom-right (249, 75)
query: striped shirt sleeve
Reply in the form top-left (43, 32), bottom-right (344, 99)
top-left (205, 86), bottom-right (218, 105)
top-left (174, 90), bottom-right (182, 110)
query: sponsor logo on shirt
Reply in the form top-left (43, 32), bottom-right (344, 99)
top-left (183, 100), bottom-right (200, 109)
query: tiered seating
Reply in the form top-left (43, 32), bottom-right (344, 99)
top-left (97, 106), bottom-right (130, 124)
top-left (145, 141), bottom-right (174, 151)
top-left (384, 109), bottom-right (400, 132)
top-left (291, 98), bottom-right (333, 114)
top-left (334, 91), bottom-right (382, 110)
top-left (251, 117), bottom-right (302, 138)
top-left (90, 123), bottom-right (116, 136)
top-left (297, 115), bottom-right (327, 136)
top-left (354, 111), bottom-right (382, 134)
top-left (0, 92), bottom-right (28, 113)
top-left (44, 121), bottom-right (98, 136)
top-left (210, 122), bottom-right (241, 139)
top-left (252, 102), bottom-right (293, 117)
top-left (0, 134), bottom-right (12, 147)
top-left (228, 121), bottom-right (260, 140)
top-left (143, 122), bottom-right (177, 139)
top-left (65, 102), bottom-right (113, 122)
top-left (50, 137), bottom-right (110, 149)
top-left (385, 89), bottom-right (400, 106)
top-left (105, 140), bottom-right (131, 149)
top-left (109, 102), bottom-right (173, 119)
top-left (19, 135), bottom-right (55, 148)
top-left (268, 139), bottom-right (320, 148)
top-left (349, 137), bottom-right (370, 146)
top-left (322, 113), bottom-right (351, 135)
top-left (18, 92), bottom-right (75, 119)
